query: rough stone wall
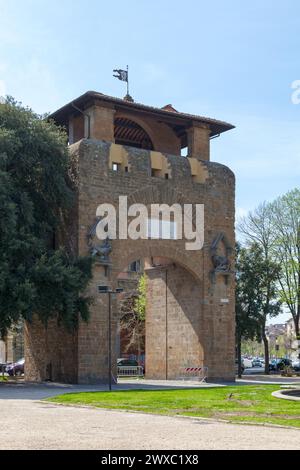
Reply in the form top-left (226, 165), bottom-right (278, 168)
top-left (71, 114), bottom-right (84, 143)
top-left (76, 140), bottom-right (235, 383)
top-left (187, 125), bottom-right (210, 161)
top-left (24, 318), bottom-right (78, 383)
top-left (146, 264), bottom-right (204, 379)
top-left (0, 340), bottom-right (5, 363)
top-left (25, 138), bottom-right (235, 383)
top-left (89, 106), bottom-right (115, 141)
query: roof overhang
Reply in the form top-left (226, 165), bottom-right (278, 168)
top-left (49, 91), bottom-right (235, 139)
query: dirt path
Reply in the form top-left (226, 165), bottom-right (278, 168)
top-left (1, 397), bottom-right (300, 450)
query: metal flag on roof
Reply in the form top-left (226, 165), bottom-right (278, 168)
top-left (113, 68), bottom-right (128, 82)
top-left (113, 65), bottom-right (132, 100)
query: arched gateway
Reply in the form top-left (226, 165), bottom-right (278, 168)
top-left (24, 91), bottom-right (236, 383)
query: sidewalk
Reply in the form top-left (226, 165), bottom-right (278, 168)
top-left (238, 374), bottom-right (300, 385)
top-left (0, 378), bottom-right (225, 400)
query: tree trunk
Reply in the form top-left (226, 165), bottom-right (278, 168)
top-left (137, 332), bottom-right (141, 365)
top-left (262, 329), bottom-right (270, 374)
top-left (295, 310), bottom-right (300, 361)
top-left (295, 310), bottom-right (300, 338)
top-left (237, 334), bottom-right (242, 378)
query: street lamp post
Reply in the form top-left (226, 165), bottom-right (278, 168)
top-left (276, 337), bottom-right (280, 351)
top-left (98, 285), bottom-right (123, 391)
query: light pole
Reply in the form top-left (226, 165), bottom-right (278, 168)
top-left (98, 285), bottom-right (123, 391)
top-left (275, 337), bottom-right (279, 363)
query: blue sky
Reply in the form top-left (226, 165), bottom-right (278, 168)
top-left (1, 0), bottom-right (300, 219)
top-left (1, 0), bottom-right (299, 323)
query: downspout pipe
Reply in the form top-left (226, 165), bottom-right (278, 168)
top-left (210, 133), bottom-right (220, 140)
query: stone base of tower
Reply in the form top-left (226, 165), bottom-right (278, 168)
top-left (145, 263), bottom-right (204, 380)
top-left (24, 258), bottom-right (235, 385)
top-left (145, 262), bottom-right (235, 383)
top-left (24, 318), bottom-right (78, 384)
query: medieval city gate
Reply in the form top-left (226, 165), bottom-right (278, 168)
top-left (118, 255), bottom-right (204, 381)
top-left (24, 91), bottom-right (236, 383)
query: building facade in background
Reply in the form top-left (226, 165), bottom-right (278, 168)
top-left (0, 323), bottom-right (24, 364)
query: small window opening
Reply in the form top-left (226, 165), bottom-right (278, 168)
top-left (151, 169), bottom-right (161, 177)
top-left (129, 260), bottom-right (141, 273)
top-left (181, 146), bottom-right (188, 157)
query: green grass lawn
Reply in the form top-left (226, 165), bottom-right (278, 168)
top-left (47, 385), bottom-right (300, 428)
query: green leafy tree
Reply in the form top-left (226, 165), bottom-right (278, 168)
top-left (0, 97), bottom-right (92, 336)
top-left (119, 274), bottom-right (146, 360)
top-left (235, 243), bottom-right (281, 374)
top-left (239, 192), bottom-right (300, 340)
top-left (270, 189), bottom-right (300, 338)
top-left (236, 244), bottom-right (261, 377)
top-left (134, 274), bottom-right (146, 321)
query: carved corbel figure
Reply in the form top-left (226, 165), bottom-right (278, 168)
top-left (87, 217), bottom-right (112, 266)
top-left (210, 232), bottom-right (233, 283)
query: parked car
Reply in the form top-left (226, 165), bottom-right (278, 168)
top-left (252, 359), bottom-right (263, 367)
top-left (242, 357), bottom-right (253, 368)
top-left (292, 360), bottom-right (300, 372)
top-left (6, 358), bottom-right (24, 376)
top-left (235, 359), bottom-right (245, 375)
top-left (269, 358), bottom-right (292, 372)
top-left (117, 358), bottom-right (144, 376)
top-left (117, 358), bottom-right (139, 367)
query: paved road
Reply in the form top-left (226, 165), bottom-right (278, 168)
top-left (239, 371), bottom-right (300, 385)
top-left (0, 382), bottom-right (300, 450)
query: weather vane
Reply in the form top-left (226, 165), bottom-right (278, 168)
top-left (113, 65), bottom-right (133, 101)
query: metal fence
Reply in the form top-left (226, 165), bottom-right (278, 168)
top-left (117, 365), bottom-right (144, 378)
top-left (179, 366), bottom-right (208, 383)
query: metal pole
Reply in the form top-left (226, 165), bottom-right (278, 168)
top-left (165, 269), bottom-right (168, 380)
top-left (99, 286), bottom-right (123, 390)
top-left (127, 65), bottom-right (129, 96)
top-left (108, 292), bottom-right (112, 391)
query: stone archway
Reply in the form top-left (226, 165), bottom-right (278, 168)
top-left (114, 116), bottom-right (154, 150)
top-left (116, 253), bottom-right (205, 381)
top-left (145, 259), bottom-right (204, 380)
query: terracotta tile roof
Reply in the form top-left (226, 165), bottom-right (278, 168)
top-left (49, 91), bottom-right (235, 137)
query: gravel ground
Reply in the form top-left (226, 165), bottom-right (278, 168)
top-left (0, 382), bottom-right (300, 450)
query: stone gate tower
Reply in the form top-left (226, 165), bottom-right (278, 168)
top-left (24, 91), bottom-right (236, 383)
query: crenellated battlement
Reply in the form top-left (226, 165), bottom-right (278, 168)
top-left (70, 139), bottom-right (211, 184)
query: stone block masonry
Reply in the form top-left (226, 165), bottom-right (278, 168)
top-left (25, 92), bottom-right (235, 384)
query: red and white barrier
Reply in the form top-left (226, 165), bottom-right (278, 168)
top-left (179, 366), bottom-right (208, 382)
